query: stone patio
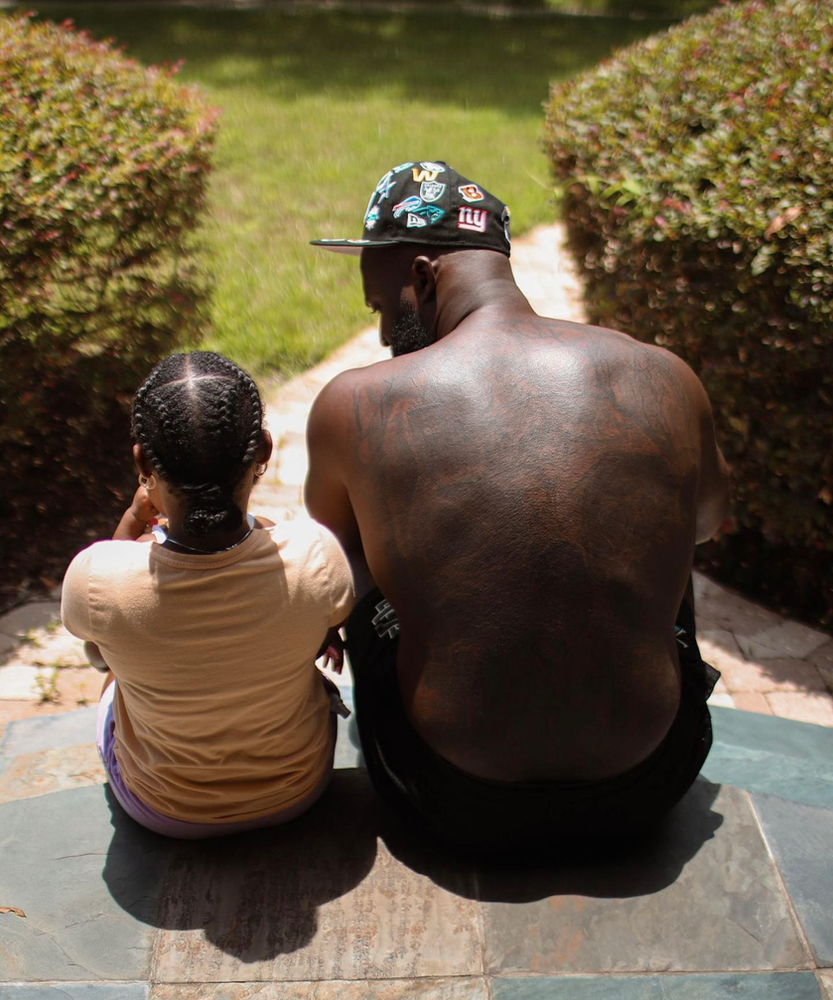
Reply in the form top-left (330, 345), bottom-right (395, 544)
top-left (1, 224), bottom-right (831, 997)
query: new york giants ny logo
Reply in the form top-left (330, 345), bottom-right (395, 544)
top-left (457, 207), bottom-right (488, 233)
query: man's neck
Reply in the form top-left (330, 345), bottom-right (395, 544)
top-left (434, 253), bottom-right (535, 340)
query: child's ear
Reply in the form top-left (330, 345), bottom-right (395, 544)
top-left (133, 443), bottom-right (154, 477)
top-left (257, 428), bottom-right (273, 465)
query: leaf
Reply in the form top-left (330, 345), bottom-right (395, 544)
top-left (764, 206), bottom-right (801, 239)
top-left (0, 906), bottom-right (26, 918)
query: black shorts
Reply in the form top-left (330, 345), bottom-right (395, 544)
top-left (344, 589), bottom-right (719, 857)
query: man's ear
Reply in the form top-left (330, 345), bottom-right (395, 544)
top-left (412, 255), bottom-right (438, 306)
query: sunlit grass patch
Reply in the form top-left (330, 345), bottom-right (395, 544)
top-left (27, 4), bottom-right (669, 377)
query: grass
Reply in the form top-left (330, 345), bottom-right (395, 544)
top-left (26, 4), bottom-right (675, 378)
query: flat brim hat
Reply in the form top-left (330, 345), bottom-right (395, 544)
top-left (310, 161), bottom-right (511, 257)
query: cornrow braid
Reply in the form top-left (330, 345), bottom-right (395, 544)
top-left (131, 352), bottom-right (264, 537)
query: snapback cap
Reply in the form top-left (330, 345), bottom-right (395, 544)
top-left (310, 161), bottom-right (511, 257)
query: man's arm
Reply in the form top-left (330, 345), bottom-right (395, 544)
top-left (305, 376), bottom-right (373, 598)
top-left (692, 380), bottom-right (730, 544)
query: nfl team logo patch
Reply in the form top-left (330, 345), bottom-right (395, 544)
top-left (420, 180), bottom-right (445, 203)
top-left (458, 184), bottom-right (484, 203)
top-left (457, 206), bottom-right (488, 233)
top-left (393, 195), bottom-right (422, 218)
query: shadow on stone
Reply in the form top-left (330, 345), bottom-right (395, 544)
top-left (101, 769), bottom-right (379, 963)
top-left (379, 778), bottom-right (723, 903)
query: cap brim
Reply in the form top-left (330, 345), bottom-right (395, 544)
top-left (309, 238), bottom-right (401, 256)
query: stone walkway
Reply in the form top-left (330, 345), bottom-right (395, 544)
top-left (1, 224), bottom-right (832, 998)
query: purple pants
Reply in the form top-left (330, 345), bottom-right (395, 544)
top-left (96, 680), bottom-right (335, 839)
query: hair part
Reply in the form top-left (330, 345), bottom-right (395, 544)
top-left (132, 351), bottom-right (263, 536)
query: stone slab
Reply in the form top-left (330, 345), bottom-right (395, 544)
top-left (0, 602), bottom-right (62, 639)
top-left (151, 979), bottom-right (489, 999)
top-left (695, 589), bottom-right (782, 638)
top-left (764, 692), bottom-right (833, 727)
top-left (0, 987), bottom-right (149, 1000)
top-left (737, 621), bottom-right (829, 662)
top-left (0, 743), bottom-right (105, 803)
top-left (704, 707), bottom-right (833, 809)
top-left (708, 692), bottom-right (737, 709)
top-left (714, 655), bottom-right (827, 694)
top-left (150, 768), bottom-right (481, 983)
top-left (753, 793), bottom-right (833, 967)
top-left (0, 664), bottom-right (49, 701)
top-left (480, 782), bottom-right (809, 974)
top-left (0, 785), bottom-right (170, 982)
top-left (491, 973), bottom-right (823, 999)
top-left (14, 630), bottom-right (90, 670)
top-left (0, 706), bottom-right (98, 758)
top-left (733, 692), bottom-right (773, 714)
top-left (808, 642), bottom-right (833, 672)
top-left (820, 971), bottom-right (833, 999)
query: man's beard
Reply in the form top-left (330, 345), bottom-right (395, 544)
top-left (389, 303), bottom-right (433, 357)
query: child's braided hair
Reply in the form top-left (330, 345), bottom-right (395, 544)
top-left (131, 352), bottom-right (263, 537)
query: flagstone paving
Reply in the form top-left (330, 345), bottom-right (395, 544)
top-left (0, 224), bottom-right (831, 996)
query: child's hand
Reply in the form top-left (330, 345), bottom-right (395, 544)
top-left (129, 485), bottom-right (160, 525)
top-left (316, 627), bottom-right (344, 674)
top-left (113, 485), bottom-right (162, 540)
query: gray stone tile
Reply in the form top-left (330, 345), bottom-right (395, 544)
top-left (0, 785), bottom-right (171, 981)
top-left (151, 979), bottom-right (489, 999)
top-left (491, 973), bottom-right (823, 999)
top-left (0, 743), bottom-right (105, 804)
top-left (0, 706), bottom-right (97, 758)
top-left (711, 705), bottom-right (833, 760)
top-left (695, 589), bottom-right (782, 637)
top-left (753, 793), bottom-right (833, 967)
top-left (151, 769), bottom-right (481, 982)
top-left (808, 642), bottom-right (833, 673)
top-left (0, 987), bottom-right (149, 1000)
top-left (480, 783), bottom-right (809, 974)
top-left (0, 664), bottom-right (49, 700)
top-left (738, 621), bottom-right (830, 662)
top-left (692, 570), bottom-right (725, 604)
top-left (14, 629), bottom-right (90, 669)
top-left (0, 602), bottom-right (62, 638)
top-left (765, 691), bottom-right (833, 727)
top-left (704, 707), bottom-right (833, 809)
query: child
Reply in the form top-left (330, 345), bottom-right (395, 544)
top-left (62, 351), bottom-right (354, 837)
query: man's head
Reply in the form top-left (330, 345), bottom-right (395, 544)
top-left (359, 243), bottom-right (441, 356)
top-left (312, 161), bottom-right (512, 355)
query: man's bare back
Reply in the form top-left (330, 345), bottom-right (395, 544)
top-left (308, 163), bottom-right (728, 846)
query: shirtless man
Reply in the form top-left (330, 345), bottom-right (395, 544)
top-left (308, 161), bottom-right (729, 854)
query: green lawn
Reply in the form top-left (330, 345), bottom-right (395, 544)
top-left (28, 4), bottom-right (673, 377)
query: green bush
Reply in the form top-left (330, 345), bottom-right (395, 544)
top-left (0, 14), bottom-right (217, 602)
top-left (544, 0), bottom-right (833, 625)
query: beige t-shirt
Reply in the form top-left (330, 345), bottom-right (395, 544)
top-left (61, 518), bottom-right (354, 823)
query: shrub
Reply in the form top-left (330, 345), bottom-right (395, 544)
top-left (543, 0), bottom-right (833, 625)
top-left (0, 14), bottom-right (217, 603)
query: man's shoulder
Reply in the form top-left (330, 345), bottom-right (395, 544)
top-left (310, 354), bottom-right (422, 426)
top-left (569, 319), bottom-right (702, 386)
